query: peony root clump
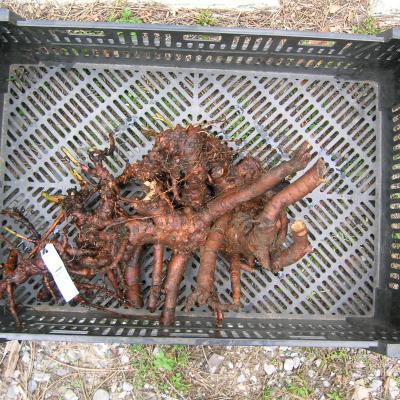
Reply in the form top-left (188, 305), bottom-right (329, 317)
top-left (0, 124), bottom-right (326, 327)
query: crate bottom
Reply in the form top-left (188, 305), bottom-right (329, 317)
top-left (0, 308), bottom-right (398, 350)
top-left (0, 62), bottom-right (379, 324)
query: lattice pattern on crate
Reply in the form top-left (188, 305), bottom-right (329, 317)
top-left (1, 23), bottom-right (400, 70)
top-left (390, 103), bottom-right (400, 290)
top-left (0, 64), bottom-right (378, 317)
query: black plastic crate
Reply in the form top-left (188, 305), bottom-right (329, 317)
top-left (0, 8), bottom-right (400, 356)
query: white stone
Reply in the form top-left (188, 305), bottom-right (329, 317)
top-left (292, 357), bottom-right (301, 369)
top-left (352, 386), bottom-right (370, 400)
top-left (308, 370), bottom-right (316, 378)
top-left (369, 379), bottom-right (382, 391)
top-left (371, 0), bottom-right (400, 16)
top-left (21, 351), bottom-right (30, 364)
top-left (323, 381), bottom-right (330, 388)
top-left (250, 375), bottom-right (257, 384)
top-left (93, 388), bottom-right (110, 400)
top-left (388, 377), bottom-right (400, 400)
top-left (263, 346), bottom-right (275, 352)
top-left (67, 351), bottom-right (81, 363)
top-left (264, 364), bottom-right (277, 375)
top-left (207, 353), bottom-right (225, 374)
top-left (33, 372), bottom-right (51, 382)
top-left (284, 358), bottom-right (294, 371)
top-left (152, 346), bottom-right (162, 356)
top-left (122, 382), bottom-right (133, 392)
top-left (63, 389), bottom-right (78, 400)
top-left (355, 361), bottom-right (365, 369)
top-left (28, 379), bottom-right (38, 393)
top-left (121, 354), bottom-right (130, 364)
top-left (237, 374), bottom-right (246, 383)
top-left (236, 383), bottom-right (248, 393)
top-left (375, 369), bottom-right (381, 377)
top-left (94, 344), bottom-right (111, 357)
top-left (315, 359), bottom-right (322, 368)
top-left (56, 369), bottom-right (68, 376)
top-left (6, 385), bottom-right (19, 400)
top-left (227, 361), bottom-right (234, 369)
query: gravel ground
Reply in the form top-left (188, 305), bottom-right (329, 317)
top-left (1, 2), bottom-right (400, 400)
top-left (0, 0), bottom-right (396, 32)
top-left (1, 341), bottom-right (400, 400)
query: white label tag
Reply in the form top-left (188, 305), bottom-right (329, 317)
top-left (40, 243), bottom-right (79, 302)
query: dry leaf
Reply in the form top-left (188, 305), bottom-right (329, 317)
top-left (143, 180), bottom-right (157, 201)
top-left (4, 340), bottom-right (21, 379)
top-left (329, 4), bottom-right (341, 14)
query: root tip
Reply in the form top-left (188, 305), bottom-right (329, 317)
top-left (160, 309), bottom-right (175, 326)
top-left (291, 220), bottom-right (306, 234)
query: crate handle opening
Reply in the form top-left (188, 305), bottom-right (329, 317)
top-left (298, 39), bottom-right (336, 47)
top-left (183, 34), bottom-right (222, 42)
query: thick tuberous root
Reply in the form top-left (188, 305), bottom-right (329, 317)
top-left (0, 124), bottom-right (325, 327)
top-left (271, 220), bottom-right (313, 272)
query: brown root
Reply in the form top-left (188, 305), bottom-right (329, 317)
top-left (0, 125), bottom-right (325, 327)
top-left (160, 253), bottom-right (189, 326)
top-left (147, 244), bottom-right (165, 312)
top-left (125, 247), bottom-right (143, 308)
top-left (271, 220), bottom-right (313, 272)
